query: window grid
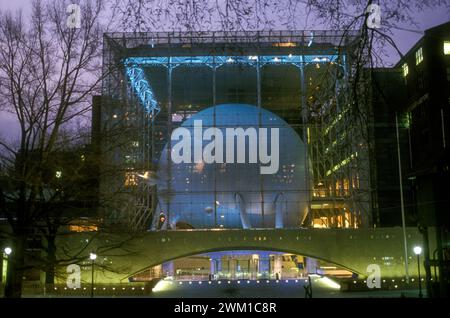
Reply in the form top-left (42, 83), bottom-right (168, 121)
top-left (415, 47), bottom-right (423, 65)
top-left (402, 63), bottom-right (409, 77)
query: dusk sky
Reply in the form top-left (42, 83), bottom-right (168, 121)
top-left (0, 0), bottom-right (449, 141)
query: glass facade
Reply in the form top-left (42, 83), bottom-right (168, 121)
top-left (100, 31), bottom-right (369, 231)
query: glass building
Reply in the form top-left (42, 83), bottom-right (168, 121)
top-left (98, 31), bottom-right (371, 231)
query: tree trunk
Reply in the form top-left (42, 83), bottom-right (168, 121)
top-left (4, 234), bottom-right (27, 298)
top-left (45, 234), bottom-right (56, 285)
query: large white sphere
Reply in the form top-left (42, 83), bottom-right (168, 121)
top-left (155, 104), bottom-right (307, 229)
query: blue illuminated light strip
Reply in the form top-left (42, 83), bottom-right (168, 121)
top-left (125, 65), bottom-right (160, 119)
top-left (124, 54), bottom-right (340, 68)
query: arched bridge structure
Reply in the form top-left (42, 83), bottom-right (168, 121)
top-left (58, 227), bottom-right (433, 284)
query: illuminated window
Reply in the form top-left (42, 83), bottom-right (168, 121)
top-left (444, 41), bottom-right (450, 55)
top-left (313, 217), bottom-right (329, 228)
top-left (343, 178), bottom-right (349, 195)
top-left (272, 42), bottom-right (296, 47)
top-left (124, 171), bottom-right (138, 187)
top-left (402, 63), bottom-right (409, 77)
top-left (69, 225), bottom-right (98, 232)
top-left (415, 47), bottom-right (423, 65)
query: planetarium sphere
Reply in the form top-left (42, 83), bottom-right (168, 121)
top-left (155, 104), bottom-right (307, 229)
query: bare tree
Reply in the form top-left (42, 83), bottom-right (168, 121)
top-left (0, 0), bottom-right (104, 297)
top-left (109, 0), bottom-right (449, 64)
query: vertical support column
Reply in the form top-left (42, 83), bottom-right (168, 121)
top-left (273, 254), bottom-right (282, 280)
top-left (257, 58), bottom-right (265, 227)
top-left (123, 67), bottom-right (132, 227)
top-left (212, 61), bottom-right (218, 228)
top-left (229, 257), bottom-right (236, 279)
top-left (151, 105), bottom-right (157, 226)
top-left (210, 258), bottom-right (216, 278)
top-left (216, 258), bottom-right (222, 278)
top-left (300, 59), bottom-right (312, 227)
top-left (209, 256), bottom-right (222, 278)
top-left (259, 256), bottom-right (270, 279)
top-left (257, 59), bottom-right (262, 108)
top-left (166, 60), bottom-right (173, 228)
top-left (396, 113), bottom-right (410, 282)
top-left (251, 254), bottom-right (259, 280)
top-left (334, 52), bottom-right (344, 227)
top-left (143, 79), bottom-right (150, 230)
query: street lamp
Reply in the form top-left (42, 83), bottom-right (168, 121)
top-left (2, 247), bottom-right (12, 285)
top-left (4, 247), bottom-right (12, 256)
top-left (89, 253), bottom-right (97, 298)
top-left (413, 246), bottom-right (423, 298)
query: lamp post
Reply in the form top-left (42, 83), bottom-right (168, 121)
top-left (2, 247), bottom-right (12, 284)
top-left (396, 113), bottom-right (410, 283)
top-left (413, 246), bottom-right (423, 298)
top-left (90, 253), bottom-right (97, 298)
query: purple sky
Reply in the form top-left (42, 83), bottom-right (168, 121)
top-left (0, 0), bottom-right (448, 141)
top-left (1, 0), bottom-right (446, 59)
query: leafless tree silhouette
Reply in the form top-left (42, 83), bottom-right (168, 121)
top-left (0, 0), bottom-right (105, 297)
